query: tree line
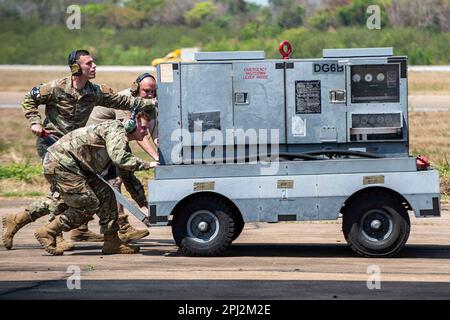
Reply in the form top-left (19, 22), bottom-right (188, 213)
top-left (0, 0), bottom-right (449, 65)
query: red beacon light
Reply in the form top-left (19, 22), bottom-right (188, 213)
top-left (279, 40), bottom-right (292, 60)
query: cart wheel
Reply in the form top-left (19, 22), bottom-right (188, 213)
top-left (343, 191), bottom-right (410, 257)
top-left (231, 217), bottom-right (245, 241)
top-left (172, 195), bottom-right (235, 256)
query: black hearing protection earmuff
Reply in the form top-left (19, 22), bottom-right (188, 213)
top-left (68, 49), bottom-right (90, 76)
top-left (130, 73), bottom-right (156, 96)
top-left (124, 105), bottom-right (139, 133)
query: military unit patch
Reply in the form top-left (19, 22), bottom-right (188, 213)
top-left (30, 86), bottom-right (40, 99)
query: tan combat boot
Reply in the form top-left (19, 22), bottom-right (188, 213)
top-left (102, 232), bottom-right (140, 254)
top-left (56, 233), bottom-right (75, 251)
top-left (70, 222), bottom-right (104, 242)
top-left (2, 212), bottom-right (32, 250)
top-left (34, 219), bottom-right (65, 256)
top-left (118, 215), bottom-right (149, 243)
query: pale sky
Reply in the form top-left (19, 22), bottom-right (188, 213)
top-left (246, 0), bottom-right (269, 6)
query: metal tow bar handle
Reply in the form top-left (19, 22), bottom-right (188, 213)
top-left (96, 174), bottom-right (150, 227)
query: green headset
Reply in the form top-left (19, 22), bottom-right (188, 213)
top-left (68, 49), bottom-right (90, 76)
top-left (124, 104), bottom-right (139, 133)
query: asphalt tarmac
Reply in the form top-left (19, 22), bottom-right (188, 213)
top-left (1, 201), bottom-right (449, 300)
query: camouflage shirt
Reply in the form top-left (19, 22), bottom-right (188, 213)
top-left (22, 77), bottom-right (156, 138)
top-left (86, 88), bottom-right (132, 126)
top-left (45, 119), bottom-right (151, 175)
top-left (86, 87), bottom-right (157, 126)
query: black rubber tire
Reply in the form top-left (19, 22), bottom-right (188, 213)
top-left (342, 191), bottom-right (410, 257)
top-left (231, 216), bottom-right (245, 241)
top-left (172, 195), bottom-right (236, 257)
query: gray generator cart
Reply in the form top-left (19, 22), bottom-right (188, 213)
top-left (147, 46), bottom-right (441, 257)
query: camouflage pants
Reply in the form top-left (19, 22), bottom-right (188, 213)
top-left (43, 155), bottom-right (119, 235)
top-left (25, 191), bottom-right (68, 221)
top-left (25, 137), bottom-right (59, 221)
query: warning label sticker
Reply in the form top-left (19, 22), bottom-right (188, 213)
top-left (243, 67), bottom-right (268, 80)
top-left (295, 80), bottom-right (321, 114)
top-left (160, 63), bottom-right (173, 83)
top-left (292, 115), bottom-right (306, 136)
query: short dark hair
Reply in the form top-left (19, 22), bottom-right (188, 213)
top-left (136, 111), bottom-right (151, 121)
top-left (68, 49), bottom-right (90, 65)
top-left (75, 50), bottom-right (90, 62)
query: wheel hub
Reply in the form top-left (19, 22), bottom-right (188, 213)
top-left (361, 210), bottom-right (393, 242)
top-left (198, 221), bottom-right (210, 232)
top-left (187, 210), bottom-right (219, 242)
top-left (370, 219), bottom-right (382, 230)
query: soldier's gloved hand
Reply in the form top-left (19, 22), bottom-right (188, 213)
top-left (141, 97), bottom-right (158, 112)
top-left (149, 161), bottom-right (159, 168)
top-left (143, 161), bottom-right (159, 170)
top-left (31, 123), bottom-right (43, 136)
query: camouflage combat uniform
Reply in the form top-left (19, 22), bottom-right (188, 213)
top-left (82, 87), bottom-right (156, 242)
top-left (86, 87), bottom-right (157, 129)
top-left (86, 88), bottom-right (132, 126)
top-left (1, 77), bottom-right (155, 251)
top-left (23, 77), bottom-right (155, 159)
top-left (21, 77), bottom-right (156, 221)
top-left (42, 120), bottom-right (151, 234)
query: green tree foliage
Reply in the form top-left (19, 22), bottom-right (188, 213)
top-left (185, 1), bottom-right (217, 27)
top-left (218, 0), bottom-right (248, 14)
top-left (0, 0), bottom-right (449, 65)
top-left (309, 9), bottom-right (337, 31)
top-left (336, 0), bottom-right (389, 27)
top-left (124, 0), bottom-right (166, 12)
top-left (270, 0), bottom-right (305, 28)
top-left (83, 3), bottom-right (146, 28)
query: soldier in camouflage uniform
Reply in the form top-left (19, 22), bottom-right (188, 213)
top-left (86, 73), bottom-right (159, 243)
top-left (1, 50), bottom-right (156, 251)
top-left (35, 111), bottom-right (157, 255)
